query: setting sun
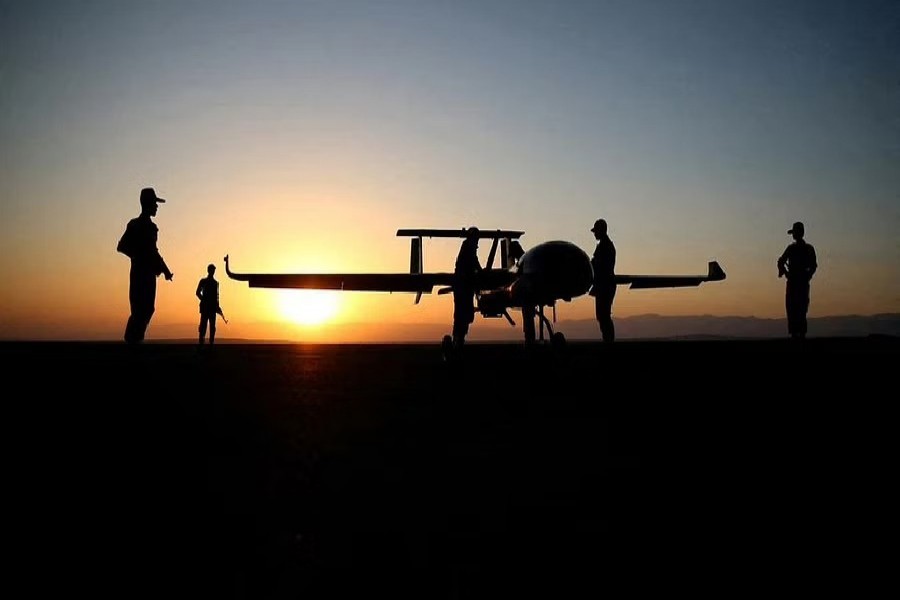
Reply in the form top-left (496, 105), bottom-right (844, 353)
top-left (279, 291), bottom-right (341, 326)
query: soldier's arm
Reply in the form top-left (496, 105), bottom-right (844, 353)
top-left (196, 280), bottom-right (203, 300)
top-left (468, 249), bottom-right (483, 273)
top-left (159, 254), bottom-right (173, 280)
top-left (809, 246), bottom-right (817, 278)
top-left (777, 248), bottom-right (788, 268)
top-left (117, 221), bottom-right (134, 257)
top-left (777, 247), bottom-right (789, 277)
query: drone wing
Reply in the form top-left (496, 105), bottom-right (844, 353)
top-left (225, 256), bottom-right (515, 294)
top-left (615, 261), bottom-right (726, 289)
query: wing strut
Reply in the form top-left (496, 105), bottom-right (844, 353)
top-left (409, 237), bottom-right (424, 304)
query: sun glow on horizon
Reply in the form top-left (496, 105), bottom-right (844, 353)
top-left (278, 290), bottom-right (341, 326)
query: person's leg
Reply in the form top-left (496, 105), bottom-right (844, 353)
top-left (522, 305), bottom-right (536, 345)
top-left (787, 283), bottom-right (806, 339)
top-left (136, 309), bottom-right (154, 342)
top-left (452, 290), bottom-right (474, 348)
top-left (125, 273), bottom-right (140, 343)
top-left (603, 286), bottom-right (616, 343)
top-left (209, 313), bottom-right (217, 345)
top-left (452, 318), bottom-right (469, 348)
top-left (125, 315), bottom-right (137, 344)
top-left (785, 286), bottom-right (795, 337)
top-left (199, 315), bottom-right (208, 345)
top-left (596, 287), bottom-right (616, 343)
top-left (798, 283), bottom-right (810, 338)
top-left (130, 272), bottom-right (156, 343)
top-left (600, 315), bottom-right (615, 343)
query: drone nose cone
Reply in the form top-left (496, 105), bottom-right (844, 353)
top-left (518, 241), bottom-right (593, 302)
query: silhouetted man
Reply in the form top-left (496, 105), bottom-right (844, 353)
top-left (778, 221), bottom-right (817, 339)
top-left (590, 218), bottom-right (617, 343)
top-left (452, 227), bottom-right (483, 349)
top-left (117, 187), bottom-right (173, 344)
top-left (196, 263), bottom-right (220, 346)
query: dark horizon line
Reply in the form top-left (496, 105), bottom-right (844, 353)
top-left (226, 311), bottom-right (900, 324)
top-left (86, 311), bottom-right (900, 329)
top-left (2, 313), bottom-right (896, 343)
top-left (2, 334), bottom-right (896, 345)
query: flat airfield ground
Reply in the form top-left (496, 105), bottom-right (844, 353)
top-left (3, 338), bottom-right (895, 598)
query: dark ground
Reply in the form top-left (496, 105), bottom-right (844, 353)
top-left (3, 337), bottom-right (895, 598)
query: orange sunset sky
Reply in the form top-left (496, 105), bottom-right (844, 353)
top-left (1, 1), bottom-right (897, 341)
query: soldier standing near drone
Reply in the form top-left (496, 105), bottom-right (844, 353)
top-left (590, 218), bottom-right (617, 343)
top-left (777, 221), bottom-right (817, 339)
top-left (452, 227), bottom-right (483, 350)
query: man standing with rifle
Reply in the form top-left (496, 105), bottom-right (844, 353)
top-left (196, 263), bottom-right (224, 347)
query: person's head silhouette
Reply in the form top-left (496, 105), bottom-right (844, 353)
top-left (788, 221), bottom-right (805, 241)
top-left (208, 264), bottom-right (216, 276)
top-left (591, 218), bottom-right (608, 239)
top-left (140, 187), bottom-right (166, 216)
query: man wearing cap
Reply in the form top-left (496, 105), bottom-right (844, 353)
top-left (451, 227), bottom-right (483, 350)
top-left (117, 187), bottom-right (174, 344)
top-left (777, 221), bottom-right (817, 339)
top-left (590, 218), bottom-right (617, 343)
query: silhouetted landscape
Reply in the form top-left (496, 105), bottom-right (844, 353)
top-left (5, 338), bottom-right (894, 598)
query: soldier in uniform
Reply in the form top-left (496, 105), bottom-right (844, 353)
top-left (452, 227), bottom-right (483, 350)
top-left (777, 221), bottom-right (817, 339)
top-left (590, 218), bottom-right (617, 343)
top-left (196, 263), bottom-right (220, 347)
top-left (117, 187), bottom-right (174, 344)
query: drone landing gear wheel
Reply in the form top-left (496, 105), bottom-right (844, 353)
top-left (551, 331), bottom-right (566, 349)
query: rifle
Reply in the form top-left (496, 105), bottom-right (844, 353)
top-left (216, 306), bottom-right (228, 324)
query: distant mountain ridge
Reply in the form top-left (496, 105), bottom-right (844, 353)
top-left (555, 313), bottom-right (900, 341)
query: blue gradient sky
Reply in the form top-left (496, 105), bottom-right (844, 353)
top-left (1, 0), bottom-right (897, 339)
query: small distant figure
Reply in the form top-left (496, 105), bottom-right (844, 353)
top-left (117, 187), bottom-right (174, 344)
top-left (196, 263), bottom-right (223, 346)
top-left (777, 221), bottom-right (817, 339)
top-left (589, 218), bottom-right (617, 343)
top-left (451, 227), bottom-right (483, 350)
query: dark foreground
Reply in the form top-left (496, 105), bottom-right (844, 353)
top-left (4, 338), bottom-right (895, 598)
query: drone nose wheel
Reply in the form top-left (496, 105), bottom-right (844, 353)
top-left (551, 331), bottom-right (566, 348)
